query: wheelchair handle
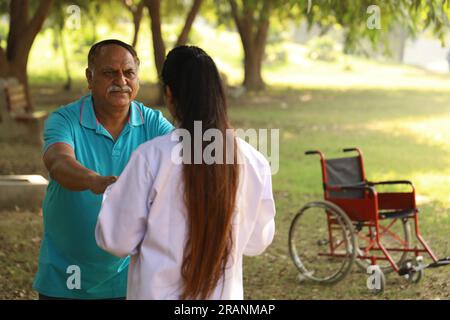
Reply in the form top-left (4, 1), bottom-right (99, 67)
top-left (305, 150), bottom-right (320, 155)
top-left (343, 148), bottom-right (358, 152)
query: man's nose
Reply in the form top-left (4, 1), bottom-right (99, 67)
top-left (114, 71), bottom-right (127, 86)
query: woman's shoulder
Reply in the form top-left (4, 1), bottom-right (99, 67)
top-left (236, 138), bottom-right (270, 169)
top-left (137, 132), bottom-right (177, 155)
top-left (131, 133), bottom-right (178, 177)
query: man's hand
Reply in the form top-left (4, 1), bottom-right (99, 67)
top-left (44, 143), bottom-right (118, 193)
top-left (88, 175), bottom-right (118, 194)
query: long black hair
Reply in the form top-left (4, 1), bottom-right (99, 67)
top-left (161, 46), bottom-right (239, 299)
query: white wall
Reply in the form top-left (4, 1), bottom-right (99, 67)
top-left (403, 35), bottom-right (450, 73)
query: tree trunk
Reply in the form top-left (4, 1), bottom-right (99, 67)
top-left (53, 23), bottom-right (72, 91)
top-left (229, 0), bottom-right (270, 91)
top-left (1, 0), bottom-right (54, 110)
top-left (391, 26), bottom-right (407, 63)
top-left (176, 0), bottom-right (203, 46)
top-left (0, 47), bottom-right (8, 75)
top-left (145, 0), bottom-right (166, 105)
top-left (0, 52), bottom-right (30, 111)
top-left (131, 2), bottom-right (145, 47)
top-left (4, 50), bottom-right (31, 111)
top-left (144, 0), bottom-right (204, 105)
top-left (0, 47), bottom-right (9, 78)
top-left (121, 1), bottom-right (144, 47)
top-left (243, 44), bottom-right (265, 91)
top-left (90, 16), bottom-right (98, 44)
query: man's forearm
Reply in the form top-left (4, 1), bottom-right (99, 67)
top-left (48, 155), bottom-right (98, 191)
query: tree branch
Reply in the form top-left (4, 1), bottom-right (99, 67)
top-left (255, 0), bottom-right (271, 46)
top-left (229, 0), bottom-right (254, 53)
top-left (121, 0), bottom-right (133, 11)
top-left (122, 0), bottom-right (145, 47)
top-left (0, 45), bottom-right (5, 59)
top-left (27, 0), bottom-right (54, 41)
top-left (132, 2), bottom-right (145, 47)
top-left (145, 0), bottom-right (166, 75)
top-left (0, 45), bottom-right (7, 74)
top-left (176, 0), bottom-right (204, 46)
top-left (229, 0), bottom-right (243, 35)
top-left (136, 1), bottom-right (145, 14)
top-left (121, 0), bottom-right (144, 14)
top-left (7, 0), bottom-right (29, 60)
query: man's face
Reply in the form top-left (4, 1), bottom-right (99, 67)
top-left (86, 45), bottom-right (140, 110)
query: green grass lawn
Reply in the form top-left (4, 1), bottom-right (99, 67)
top-left (0, 86), bottom-right (449, 299)
top-left (230, 88), bottom-right (450, 299)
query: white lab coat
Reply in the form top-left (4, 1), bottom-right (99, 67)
top-left (96, 132), bottom-right (276, 299)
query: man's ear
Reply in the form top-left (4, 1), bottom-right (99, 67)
top-left (164, 86), bottom-right (176, 118)
top-left (166, 87), bottom-right (175, 107)
top-left (165, 86), bottom-right (172, 101)
top-left (86, 68), bottom-right (93, 90)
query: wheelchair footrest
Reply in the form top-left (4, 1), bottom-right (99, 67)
top-left (427, 257), bottom-right (450, 269)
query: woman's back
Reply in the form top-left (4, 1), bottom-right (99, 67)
top-left (96, 45), bottom-right (276, 300)
top-left (96, 131), bottom-right (275, 299)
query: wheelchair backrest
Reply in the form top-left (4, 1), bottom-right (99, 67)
top-left (325, 156), bottom-right (364, 199)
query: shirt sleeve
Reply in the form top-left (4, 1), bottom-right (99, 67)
top-left (244, 163), bottom-right (276, 256)
top-left (43, 111), bottom-right (75, 154)
top-left (95, 149), bottom-right (153, 258)
top-left (153, 110), bottom-right (174, 136)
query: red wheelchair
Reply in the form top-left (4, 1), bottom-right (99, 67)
top-left (288, 148), bottom-right (449, 293)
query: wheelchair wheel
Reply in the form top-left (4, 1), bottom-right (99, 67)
top-left (402, 258), bottom-right (424, 284)
top-left (354, 218), bottom-right (411, 273)
top-left (289, 201), bottom-right (356, 284)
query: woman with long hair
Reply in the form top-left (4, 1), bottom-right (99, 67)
top-left (95, 46), bottom-right (276, 299)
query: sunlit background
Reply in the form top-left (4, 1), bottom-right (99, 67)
top-left (0, 0), bottom-right (449, 300)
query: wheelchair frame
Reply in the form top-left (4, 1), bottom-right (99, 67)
top-left (289, 147), bottom-right (449, 293)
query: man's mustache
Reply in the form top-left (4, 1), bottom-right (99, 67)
top-left (107, 85), bottom-right (132, 94)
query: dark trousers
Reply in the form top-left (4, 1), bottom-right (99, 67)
top-left (38, 293), bottom-right (126, 300)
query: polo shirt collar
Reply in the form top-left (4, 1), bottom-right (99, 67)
top-left (79, 94), bottom-right (145, 129)
top-left (129, 101), bottom-right (145, 127)
top-left (79, 95), bottom-right (98, 130)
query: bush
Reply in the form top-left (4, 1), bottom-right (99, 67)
top-left (307, 36), bottom-right (341, 62)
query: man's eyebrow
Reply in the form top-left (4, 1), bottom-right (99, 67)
top-left (99, 65), bottom-right (137, 73)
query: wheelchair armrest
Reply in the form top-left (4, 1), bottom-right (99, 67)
top-left (326, 183), bottom-right (377, 196)
top-left (367, 180), bottom-right (415, 192)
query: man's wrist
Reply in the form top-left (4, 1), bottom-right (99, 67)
top-left (85, 172), bottom-right (99, 191)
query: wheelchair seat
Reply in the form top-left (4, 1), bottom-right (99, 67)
top-left (378, 208), bottom-right (417, 220)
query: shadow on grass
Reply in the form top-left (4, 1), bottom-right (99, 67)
top-left (1, 85), bottom-right (448, 300)
top-left (247, 195), bottom-right (450, 300)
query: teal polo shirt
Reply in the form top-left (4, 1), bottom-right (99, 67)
top-left (33, 94), bottom-right (174, 299)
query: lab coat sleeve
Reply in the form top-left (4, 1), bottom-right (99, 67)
top-left (244, 163), bottom-right (276, 256)
top-left (96, 149), bottom-right (153, 258)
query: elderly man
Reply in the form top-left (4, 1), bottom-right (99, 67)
top-left (33, 39), bottom-right (173, 300)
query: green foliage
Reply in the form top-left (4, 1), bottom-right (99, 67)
top-left (0, 21), bottom-right (7, 46)
top-left (211, 0), bottom-right (303, 27)
top-left (161, 0), bottom-right (197, 22)
top-left (209, 0), bottom-right (448, 56)
top-left (307, 36), bottom-right (341, 62)
top-left (0, 0), bottom-right (9, 14)
top-left (302, 0), bottom-right (450, 54)
top-left (265, 45), bottom-right (288, 66)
